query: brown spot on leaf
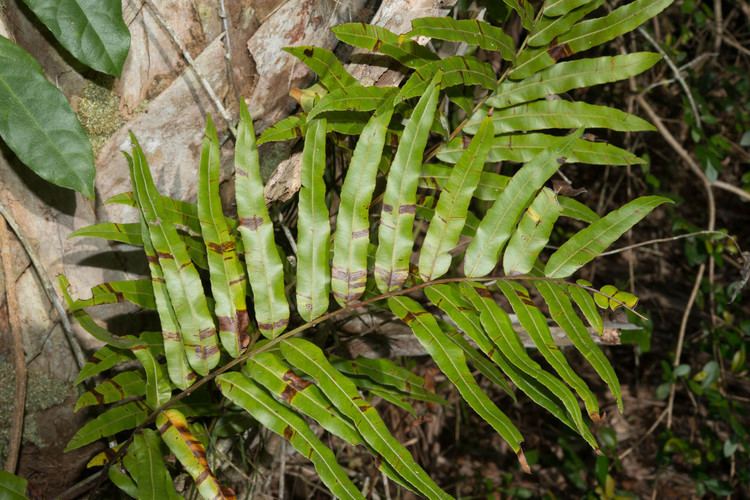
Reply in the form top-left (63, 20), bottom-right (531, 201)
top-left (547, 41), bottom-right (573, 61)
top-left (240, 216), bottom-right (264, 230)
top-left (283, 426), bottom-right (295, 440)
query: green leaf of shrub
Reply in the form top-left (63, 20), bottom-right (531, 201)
top-left (0, 36), bottom-right (95, 197)
top-left (20, 0), bottom-right (130, 75)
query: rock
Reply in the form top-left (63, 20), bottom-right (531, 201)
top-left (245, 0), bottom-right (368, 130)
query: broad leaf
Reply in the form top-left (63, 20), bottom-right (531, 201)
top-left (0, 471), bottom-right (29, 500)
top-left (21, 0), bottom-right (130, 75)
top-left (0, 36), bottom-right (94, 196)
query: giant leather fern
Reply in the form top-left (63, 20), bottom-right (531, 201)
top-left (64, 2), bottom-right (674, 498)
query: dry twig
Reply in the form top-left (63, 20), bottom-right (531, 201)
top-left (1, 217), bottom-right (26, 473)
top-left (0, 202), bottom-right (85, 369)
top-left (144, 0), bottom-right (236, 135)
top-left (635, 95), bottom-right (715, 429)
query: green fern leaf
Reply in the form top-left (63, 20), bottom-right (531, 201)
top-left (132, 343), bottom-right (173, 409)
top-left (138, 214), bottom-right (195, 390)
top-left (535, 281), bottom-right (623, 412)
top-left (245, 352), bottom-right (363, 444)
top-left (217, 372), bottom-right (365, 499)
top-left (441, 327), bottom-right (516, 400)
top-left (567, 284), bottom-right (604, 335)
top-left (257, 115), bottom-right (305, 145)
top-left (74, 371), bottom-right (146, 411)
top-left (296, 118), bottom-right (331, 321)
top-left (375, 78), bottom-right (440, 292)
top-left (331, 23), bottom-right (438, 68)
top-left (489, 53), bottom-right (661, 109)
top-left (529, 1), bottom-right (603, 47)
top-left (464, 132), bottom-right (578, 278)
top-left (279, 338), bottom-right (451, 499)
top-left (389, 296), bottom-right (524, 452)
top-left (156, 409), bottom-right (231, 499)
top-left (198, 116), bottom-right (250, 357)
top-left (419, 118), bottom-right (494, 281)
top-left (284, 46), bottom-right (360, 92)
top-left (309, 86), bottom-right (397, 120)
top-left (75, 345), bottom-right (132, 385)
top-left (409, 17), bottom-right (515, 61)
top-left (542, 0), bottom-right (594, 17)
top-left (502, 187), bottom-right (562, 276)
top-left (67, 279), bottom-right (155, 311)
top-left (66, 401), bottom-right (148, 451)
top-left (497, 281), bottom-right (600, 418)
top-left (465, 100), bottom-right (655, 135)
top-left (128, 137), bottom-right (220, 375)
top-left (461, 283), bottom-right (598, 448)
top-left (332, 98), bottom-right (395, 305)
top-left (399, 56), bottom-right (495, 101)
top-left (425, 284), bottom-right (585, 445)
top-left (125, 430), bottom-right (181, 500)
top-left (332, 357), bottom-right (446, 404)
top-left (437, 132), bottom-right (645, 166)
top-left (545, 196), bottom-right (672, 278)
top-left (512, 0), bottom-right (674, 79)
top-left (235, 101), bottom-right (290, 337)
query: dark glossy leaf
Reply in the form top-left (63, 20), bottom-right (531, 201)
top-left (21, 0), bottom-right (130, 75)
top-left (0, 36), bottom-right (95, 196)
